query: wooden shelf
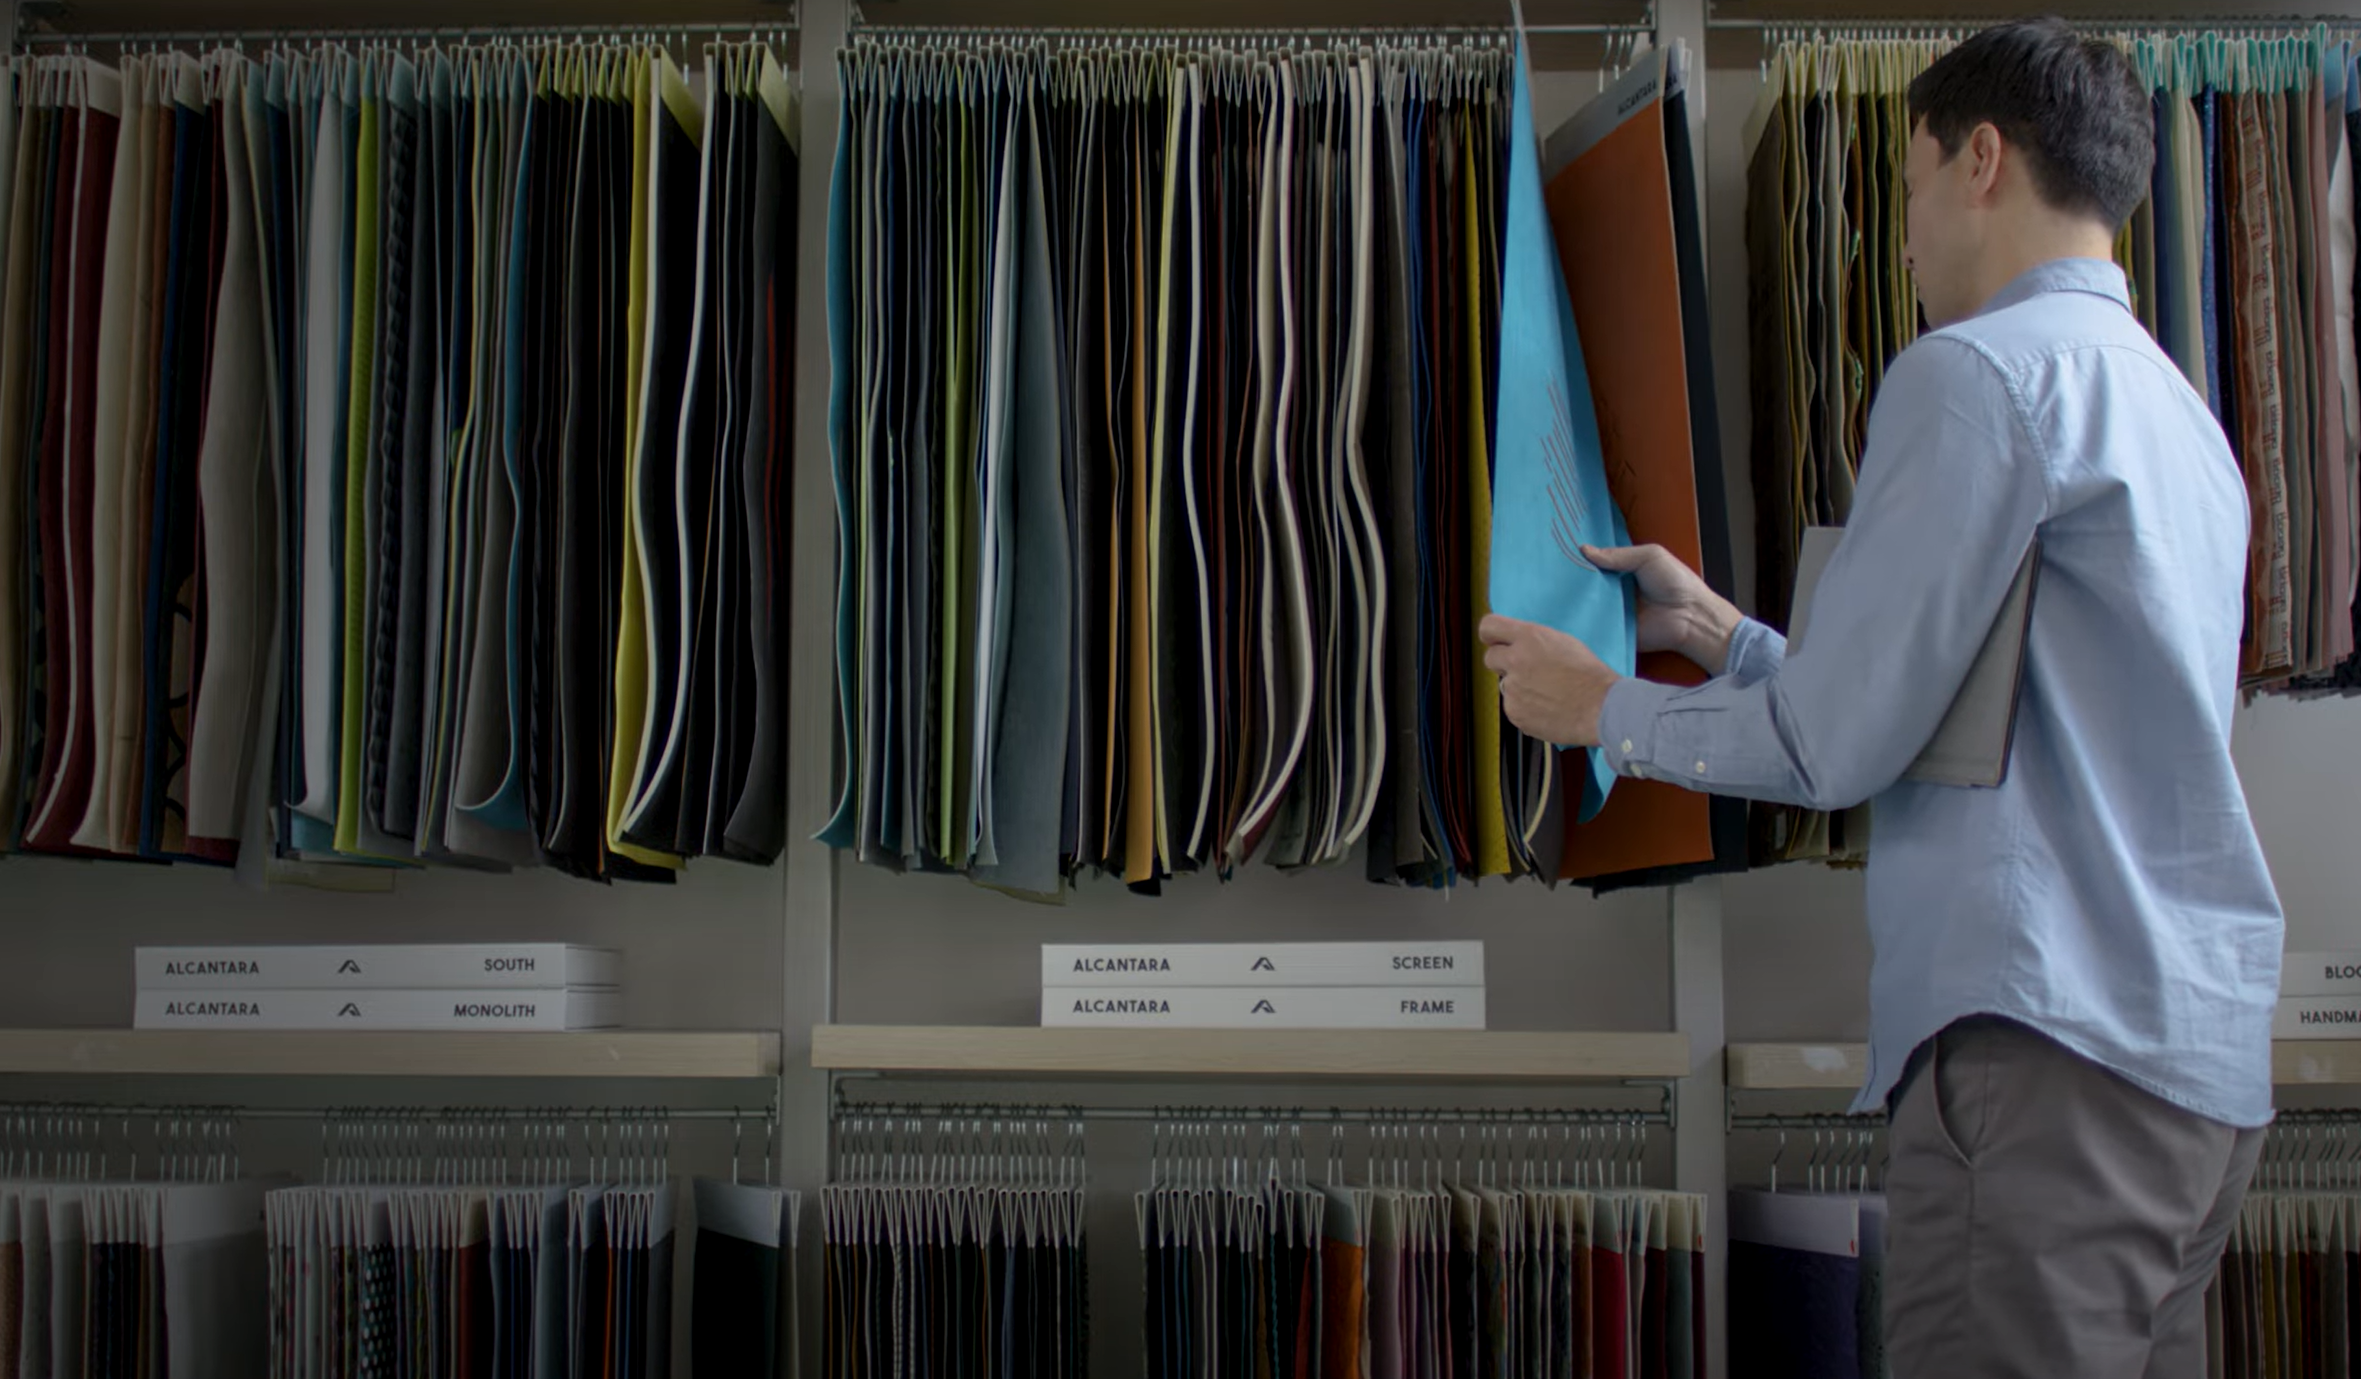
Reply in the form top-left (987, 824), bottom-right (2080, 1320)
top-left (0, 1030), bottom-right (780, 1080)
top-left (812, 1026), bottom-right (1690, 1082)
top-left (1733, 1040), bottom-right (2361, 1091)
top-left (1726, 1042), bottom-right (1868, 1091)
top-left (2273, 1041), bottom-right (2361, 1087)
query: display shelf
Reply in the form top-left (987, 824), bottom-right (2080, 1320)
top-left (811, 1025), bottom-right (1690, 1082)
top-left (1734, 1039), bottom-right (2361, 1091)
top-left (1726, 1042), bottom-right (1868, 1091)
top-left (0, 1030), bottom-right (781, 1080)
top-left (2273, 1041), bottom-right (2361, 1087)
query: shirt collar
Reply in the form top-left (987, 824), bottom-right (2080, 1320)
top-left (1974, 257), bottom-right (2132, 318)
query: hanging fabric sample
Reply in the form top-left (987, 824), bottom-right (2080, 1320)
top-left (258, 1108), bottom-right (782, 1379)
top-left (821, 1116), bottom-right (1090, 1379)
top-left (1136, 1114), bottom-right (1708, 1379)
top-left (614, 46), bottom-right (800, 867)
top-left (1737, 38), bottom-right (1943, 872)
top-left (829, 32), bottom-right (1707, 895)
top-left (0, 57), bottom-right (26, 851)
top-left (690, 1176), bottom-right (799, 1377)
top-left (1138, 1159), bottom-right (1328, 1378)
top-left (1727, 1183), bottom-right (1888, 1379)
top-left (1486, 38), bottom-right (1633, 857)
top-left (1575, 40), bottom-right (1748, 894)
top-left (9, 55), bottom-right (127, 859)
top-left (2200, 1118), bottom-right (2361, 1378)
top-left (0, 1130), bottom-right (271, 1378)
top-left (1538, 42), bottom-right (1745, 889)
top-left (2110, 32), bottom-right (2361, 700)
top-left (0, 38), bottom-right (800, 881)
top-left (1741, 29), bottom-right (2361, 871)
top-left (1379, 48), bottom-right (1514, 885)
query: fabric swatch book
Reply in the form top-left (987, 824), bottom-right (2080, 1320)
top-left (1789, 526), bottom-right (2041, 788)
top-left (1488, 37), bottom-right (1635, 827)
top-left (1044, 941), bottom-right (1484, 988)
top-left (2274, 995), bottom-right (2361, 1039)
top-left (136, 943), bottom-right (622, 990)
top-left (135, 987), bottom-right (624, 1031)
top-left (1538, 44), bottom-right (1746, 884)
top-left (2280, 952), bottom-right (2361, 997)
top-left (1044, 986), bottom-right (1486, 1030)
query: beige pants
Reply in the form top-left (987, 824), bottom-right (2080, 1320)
top-left (1885, 1015), bottom-right (2266, 1379)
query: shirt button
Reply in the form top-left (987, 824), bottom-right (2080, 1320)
top-left (1694, 760), bottom-right (1708, 775)
top-left (1620, 739), bottom-right (1634, 756)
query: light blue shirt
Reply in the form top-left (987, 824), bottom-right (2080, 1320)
top-left (1600, 258), bottom-right (2283, 1128)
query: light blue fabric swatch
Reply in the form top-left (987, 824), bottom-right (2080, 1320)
top-left (1486, 45), bottom-right (1635, 821)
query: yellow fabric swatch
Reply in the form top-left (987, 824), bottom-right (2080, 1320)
top-left (1124, 117), bottom-right (1158, 886)
top-left (939, 100), bottom-right (971, 866)
top-left (607, 51), bottom-right (682, 869)
top-left (1465, 119), bottom-right (1509, 879)
top-left (335, 88), bottom-right (383, 857)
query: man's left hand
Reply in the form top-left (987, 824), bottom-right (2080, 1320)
top-left (1478, 613), bottom-right (1620, 748)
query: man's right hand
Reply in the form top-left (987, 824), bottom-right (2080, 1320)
top-left (1582, 543), bottom-right (1744, 676)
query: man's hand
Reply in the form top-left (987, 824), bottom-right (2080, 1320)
top-left (1479, 614), bottom-right (1620, 748)
top-left (1583, 543), bottom-right (1742, 675)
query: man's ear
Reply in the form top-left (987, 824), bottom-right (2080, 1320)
top-left (1965, 122), bottom-right (2008, 202)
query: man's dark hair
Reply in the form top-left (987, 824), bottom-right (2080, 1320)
top-left (1906, 18), bottom-right (2155, 231)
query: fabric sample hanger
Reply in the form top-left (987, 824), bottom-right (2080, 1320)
top-left (21, 61), bottom-right (120, 856)
top-left (1540, 51), bottom-right (1720, 881)
top-left (969, 75), bottom-right (1072, 898)
top-left (293, 56), bottom-right (351, 840)
top-left (0, 61), bottom-right (29, 854)
top-left (615, 51), bottom-right (709, 858)
top-left (719, 51), bottom-right (800, 864)
top-left (602, 48), bottom-right (684, 876)
top-left (447, 56), bottom-right (538, 858)
top-left (71, 54), bottom-right (142, 856)
top-left (1486, 42), bottom-right (1632, 847)
top-left (380, 49), bottom-right (450, 846)
top-left (183, 55), bottom-right (273, 865)
top-left (8, 82), bottom-right (62, 855)
top-left (355, 52), bottom-right (416, 858)
top-left (818, 50), bottom-right (862, 857)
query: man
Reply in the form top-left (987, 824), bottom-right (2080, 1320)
top-left (1480, 20), bottom-right (2282, 1378)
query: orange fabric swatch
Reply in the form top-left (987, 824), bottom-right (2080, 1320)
top-left (1543, 76), bottom-right (1717, 880)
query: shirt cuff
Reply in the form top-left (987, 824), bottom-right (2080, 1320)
top-left (1599, 676), bottom-right (1679, 780)
top-left (1725, 617), bottom-right (1786, 684)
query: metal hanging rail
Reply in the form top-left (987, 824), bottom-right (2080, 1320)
top-left (2252, 1109), bottom-right (2361, 1191)
top-left (847, 24), bottom-right (1655, 38)
top-left (1730, 1104), bottom-right (2361, 1131)
top-left (0, 1100), bottom-right (791, 1183)
top-left (1728, 1106), bottom-right (2361, 1135)
top-left (1706, 10), bottom-right (2360, 30)
top-left (0, 1098), bottom-right (775, 1124)
top-left (1727, 1106), bottom-right (1886, 1131)
top-left (832, 1097), bottom-right (1670, 1190)
top-left (2268, 1107), bottom-right (2361, 1128)
top-left (847, 2), bottom-right (1659, 41)
top-left (833, 1092), bottom-right (1676, 1128)
top-left (17, 19), bottom-right (799, 48)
